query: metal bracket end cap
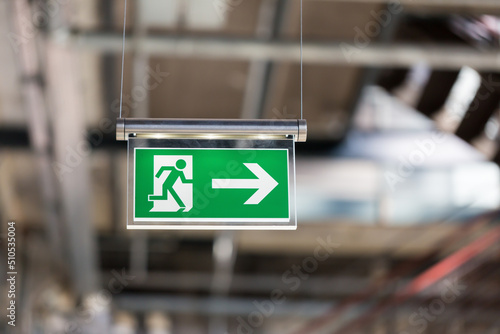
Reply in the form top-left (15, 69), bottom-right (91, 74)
top-left (116, 118), bottom-right (126, 141)
top-left (297, 119), bottom-right (307, 142)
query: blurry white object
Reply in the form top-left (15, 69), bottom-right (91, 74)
top-left (112, 311), bottom-right (137, 334)
top-left (187, 0), bottom-right (227, 29)
top-left (452, 163), bottom-right (500, 209)
top-left (393, 62), bottom-right (431, 107)
top-left (146, 312), bottom-right (172, 334)
top-left (140, 0), bottom-right (180, 27)
top-left (438, 66), bottom-right (481, 132)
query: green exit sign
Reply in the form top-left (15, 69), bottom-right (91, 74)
top-left (129, 145), bottom-right (294, 229)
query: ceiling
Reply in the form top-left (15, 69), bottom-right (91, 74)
top-left (1, 1), bottom-right (500, 333)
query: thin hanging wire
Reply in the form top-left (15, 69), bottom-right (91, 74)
top-left (116, 0), bottom-right (301, 120)
top-left (300, 0), bottom-right (303, 120)
top-left (119, 0), bottom-right (128, 119)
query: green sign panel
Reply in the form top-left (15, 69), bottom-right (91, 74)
top-left (133, 148), bottom-right (290, 224)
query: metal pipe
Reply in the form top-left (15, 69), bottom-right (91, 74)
top-left (61, 33), bottom-right (500, 70)
top-left (116, 118), bottom-right (307, 142)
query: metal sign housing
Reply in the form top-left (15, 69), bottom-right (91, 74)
top-left (118, 118), bottom-right (305, 230)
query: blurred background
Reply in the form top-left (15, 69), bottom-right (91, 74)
top-left (2, 0), bottom-right (500, 333)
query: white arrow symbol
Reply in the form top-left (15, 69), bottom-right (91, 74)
top-left (212, 163), bottom-right (278, 205)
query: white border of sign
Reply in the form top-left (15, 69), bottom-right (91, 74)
top-left (133, 148), bottom-right (290, 223)
top-left (127, 139), bottom-right (297, 230)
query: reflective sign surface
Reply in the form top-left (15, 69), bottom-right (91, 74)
top-left (128, 138), bottom-right (296, 230)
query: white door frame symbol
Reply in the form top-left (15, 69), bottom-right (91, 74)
top-left (148, 155), bottom-right (193, 213)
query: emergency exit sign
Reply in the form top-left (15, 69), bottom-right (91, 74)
top-left (131, 147), bottom-right (291, 227)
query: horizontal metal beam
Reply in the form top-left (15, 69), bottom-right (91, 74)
top-left (60, 33), bottom-right (500, 70)
top-left (113, 294), bottom-right (500, 321)
top-left (102, 271), bottom-right (403, 296)
top-left (117, 118), bottom-right (307, 142)
top-left (114, 294), bottom-right (335, 316)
